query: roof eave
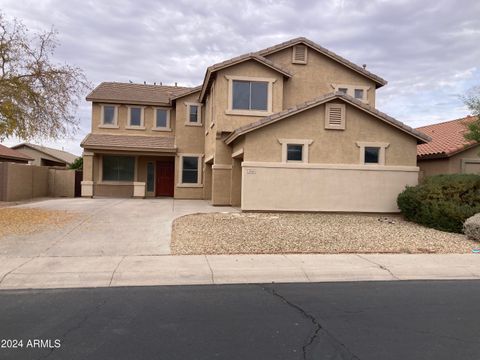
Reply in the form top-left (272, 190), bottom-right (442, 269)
top-left (85, 97), bottom-right (172, 107)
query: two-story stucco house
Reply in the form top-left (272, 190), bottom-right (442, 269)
top-left (81, 37), bottom-right (430, 212)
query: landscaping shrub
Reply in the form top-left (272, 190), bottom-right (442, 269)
top-left (464, 213), bottom-right (480, 241)
top-left (397, 174), bottom-right (480, 233)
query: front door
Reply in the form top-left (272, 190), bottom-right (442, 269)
top-left (156, 161), bottom-right (174, 197)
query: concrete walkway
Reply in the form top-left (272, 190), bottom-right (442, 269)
top-left (1, 254), bottom-right (480, 289)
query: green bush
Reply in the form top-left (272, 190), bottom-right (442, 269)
top-left (397, 174), bottom-right (480, 233)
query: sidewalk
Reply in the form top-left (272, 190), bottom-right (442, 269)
top-left (1, 254), bottom-right (480, 289)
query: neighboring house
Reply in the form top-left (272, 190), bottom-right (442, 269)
top-left (417, 116), bottom-right (479, 178)
top-left (81, 37), bottom-right (430, 212)
top-left (0, 144), bottom-right (33, 163)
top-left (11, 143), bottom-right (78, 167)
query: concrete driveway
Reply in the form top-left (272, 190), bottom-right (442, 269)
top-left (1, 198), bottom-right (235, 257)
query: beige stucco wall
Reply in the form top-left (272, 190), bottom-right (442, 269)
top-left (241, 163), bottom-right (418, 212)
top-left (418, 144), bottom-right (480, 179)
top-left (240, 101), bottom-right (417, 166)
top-left (91, 102), bottom-right (176, 136)
top-left (265, 46), bottom-right (377, 108)
top-left (0, 163), bottom-right (74, 201)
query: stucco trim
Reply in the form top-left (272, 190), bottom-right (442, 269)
top-left (356, 141), bottom-right (390, 165)
top-left (278, 139), bottom-right (313, 163)
top-left (232, 148), bottom-right (244, 158)
top-left (178, 153), bottom-right (204, 187)
top-left (212, 164), bottom-right (233, 170)
top-left (241, 161), bottom-right (419, 172)
top-left (225, 75), bottom-right (275, 116)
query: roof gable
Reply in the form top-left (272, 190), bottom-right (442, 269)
top-left (257, 37), bottom-right (387, 88)
top-left (416, 116), bottom-right (478, 158)
top-left (224, 92), bottom-right (430, 145)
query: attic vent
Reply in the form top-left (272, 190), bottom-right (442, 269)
top-left (325, 103), bottom-right (346, 130)
top-left (292, 45), bottom-right (307, 64)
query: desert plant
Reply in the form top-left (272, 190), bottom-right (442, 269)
top-left (464, 213), bottom-right (480, 241)
top-left (397, 174), bottom-right (480, 233)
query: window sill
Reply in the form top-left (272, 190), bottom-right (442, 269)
top-left (177, 183), bottom-right (203, 188)
top-left (185, 122), bottom-right (203, 127)
top-left (125, 126), bottom-right (145, 130)
top-left (99, 125), bottom-right (119, 129)
top-left (225, 109), bottom-right (272, 117)
top-left (152, 127), bottom-right (172, 132)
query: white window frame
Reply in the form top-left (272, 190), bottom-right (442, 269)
top-left (331, 84), bottom-right (370, 103)
top-left (126, 106), bottom-right (145, 129)
top-left (185, 102), bottom-right (203, 126)
top-left (279, 139), bottom-right (313, 164)
top-left (100, 104), bottom-right (119, 128)
top-left (226, 75), bottom-right (275, 116)
top-left (178, 154), bottom-right (203, 187)
top-left (153, 107), bottom-right (171, 131)
top-left (356, 141), bottom-right (389, 165)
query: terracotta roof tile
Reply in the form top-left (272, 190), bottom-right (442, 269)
top-left (0, 144), bottom-right (33, 162)
top-left (225, 92), bottom-right (430, 145)
top-left (416, 116), bottom-right (478, 158)
top-left (86, 82), bottom-right (195, 105)
top-left (81, 133), bottom-right (176, 152)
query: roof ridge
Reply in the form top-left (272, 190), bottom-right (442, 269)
top-left (416, 115), bottom-right (476, 129)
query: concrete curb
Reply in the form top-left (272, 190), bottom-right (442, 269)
top-left (1, 254), bottom-right (480, 290)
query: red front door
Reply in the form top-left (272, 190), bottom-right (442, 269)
top-left (156, 161), bottom-right (174, 197)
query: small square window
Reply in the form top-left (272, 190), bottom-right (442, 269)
top-left (129, 107), bottom-right (142, 126)
top-left (338, 88), bottom-right (348, 94)
top-left (364, 147), bottom-right (380, 164)
top-left (287, 144), bottom-right (303, 161)
top-left (354, 89), bottom-right (364, 99)
top-left (103, 105), bottom-right (116, 125)
top-left (156, 109), bottom-right (168, 128)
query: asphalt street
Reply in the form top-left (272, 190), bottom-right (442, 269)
top-left (0, 280), bottom-right (479, 360)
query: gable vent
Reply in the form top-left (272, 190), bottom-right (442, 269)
top-left (292, 45), bottom-right (307, 64)
top-left (325, 103), bottom-right (346, 130)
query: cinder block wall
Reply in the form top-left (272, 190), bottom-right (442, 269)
top-left (0, 163), bottom-right (75, 201)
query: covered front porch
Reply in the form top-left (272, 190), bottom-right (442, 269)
top-left (80, 133), bottom-right (177, 198)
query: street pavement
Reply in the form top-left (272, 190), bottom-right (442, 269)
top-left (0, 280), bottom-right (479, 360)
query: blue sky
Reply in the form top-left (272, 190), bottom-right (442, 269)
top-left (2, 0), bottom-right (479, 155)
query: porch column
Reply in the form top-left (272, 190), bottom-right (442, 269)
top-left (81, 151), bottom-right (94, 197)
top-left (211, 164), bottom-right (232, 205)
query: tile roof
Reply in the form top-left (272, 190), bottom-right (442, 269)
top-left (224, 92), bottom-right (430, 145)
top-left (257, 37), bottom-right (387, 87)
top-left (170, 85), bottom-right (202, 100)
top-left (81, 133), bottom-right (176, 152)
top-left (86, 82), bottom-right (195, 105)
top-left (199, 53), bottom-right (292, 102)
top-left (416, 116), bottom-right (478, 158)
top-left (11, 143), bottom-right (78, 164)
top-left (0, 144), bottom-right (33, 162)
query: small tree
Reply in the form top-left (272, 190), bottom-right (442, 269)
top-left (68, 157), bottom-right (83, 170)
top-left (463, 86), bottom-right (480, 142)
top-left (0, 13), bottom-right (90, 141)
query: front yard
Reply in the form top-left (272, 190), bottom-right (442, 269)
top-left (171, 212), bottom-right (478, 255)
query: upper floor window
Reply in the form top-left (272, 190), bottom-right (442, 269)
top-left (364, 147), bottom-right (380, 164)
top-left (154, 108), bottom-right (170, 130)
top-left (128, 106), bottom-right (144, 128)
top-left (226, 76), bottom-right (274, 116)
top-left (185, 103), bottom-right (202, 126)
top-left (287, 144), bottom-right (303, 162)
top-left (101, 105), bottom-right (118, 126)
top-left (332, 84), bottom-right (369, 103)
top-left (232, 80), bottom-right (268, 111)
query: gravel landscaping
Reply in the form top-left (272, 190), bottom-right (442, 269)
top-left (171, 212), bottom-right (479, 255)
top-left (0, 208), bottom-right (77, 238)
